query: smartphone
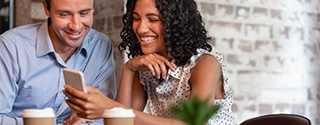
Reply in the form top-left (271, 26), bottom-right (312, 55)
top-left (63, 68), bottom-right (87, 93)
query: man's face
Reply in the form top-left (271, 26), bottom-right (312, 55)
top-left (44, 0), bottom-right (94, 49)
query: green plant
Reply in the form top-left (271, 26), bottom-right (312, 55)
top-left (171, 96), bottom-right (220, 125)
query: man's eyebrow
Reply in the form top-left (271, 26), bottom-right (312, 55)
top-left (55, 8), bottom-right (93, 13)
top-left (79, 8), bottom-right (93, 12)
top-left (55, 10), bottom-right (70, 13)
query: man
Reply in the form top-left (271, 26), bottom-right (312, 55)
top-left (0, 0), bottom-right (116, 124)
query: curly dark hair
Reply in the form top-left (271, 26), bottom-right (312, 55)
top-left (119, 0), bottom-right (212, 66)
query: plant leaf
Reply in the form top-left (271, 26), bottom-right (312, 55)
top-left (171, 96), bottom-right (221, 125)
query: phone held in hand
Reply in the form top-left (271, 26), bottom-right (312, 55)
top-left (63, 68), bottom-right (88, 93)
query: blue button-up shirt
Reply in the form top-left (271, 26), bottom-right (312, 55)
top-left (0, 20), bottom-right (117, 125)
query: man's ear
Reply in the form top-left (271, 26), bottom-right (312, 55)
top-left (42, 0), bottom-right (50, 17)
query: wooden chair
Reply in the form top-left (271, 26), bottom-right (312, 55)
top-left (240, 114), bottom-right (311, 125)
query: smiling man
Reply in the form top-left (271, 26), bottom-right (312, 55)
top-left (0, 0), bottom-right (116, 124)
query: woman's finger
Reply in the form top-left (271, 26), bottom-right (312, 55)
top-left (152, 54), bottom-right (175, 79)
top-left (64, 85), bottom-right (88, 100)
top-left (150, 58), bottom-right (167, 79)
top-left (153, 53), bottom-right (176, 72)
top-left (63, 86), bottom-right (91, 110)
top-left (65, 99), bottom-right (85, 113)
top-left (126, 53), bottom-right (176, 79)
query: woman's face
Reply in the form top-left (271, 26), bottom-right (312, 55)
top-left (132, 0), bottom-right (167, 57)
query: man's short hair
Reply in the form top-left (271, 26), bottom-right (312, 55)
top-left (45, 0), bottom-right (50, 11)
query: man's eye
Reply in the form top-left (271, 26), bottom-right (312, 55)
top-left (80, 12), bottom-right (89, 16)
top-left (60, 13), bottom-right (69, 17)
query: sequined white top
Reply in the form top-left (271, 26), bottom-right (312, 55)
top-left (139, 48), bottom-right (237, 125)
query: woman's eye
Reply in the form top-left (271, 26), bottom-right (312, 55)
top-left (149, 19), bottom-right (160, 23)
top-left (133, 17), bottom-right (141, 21)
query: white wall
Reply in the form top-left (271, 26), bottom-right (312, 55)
top-left (196, 0), bottom-right (320, 124)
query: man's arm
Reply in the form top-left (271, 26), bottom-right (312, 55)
top-left (90, 38), bottom-right (117, 99)
top-left (0, 116), bottom-right (23, 125)
top-left (0, 36), bottom-right (21, 125)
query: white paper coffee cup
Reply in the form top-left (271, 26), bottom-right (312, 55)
top-left (102, 107), bottom-right (135, 125)
top-left (22, 108), bottom-right (55, 125)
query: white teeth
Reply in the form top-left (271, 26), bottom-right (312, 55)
top-left (71, 32), bottom-right (80, 35)
top-left (141, 37), bottom-right (155, 42)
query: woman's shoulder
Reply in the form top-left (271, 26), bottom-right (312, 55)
top-left (188, 48), bottom-right (224, 67)
top-left (194, 54), bottom-right (218, 66)
top-left (187, 48), bottom-right (225, 82)
top-left (191, 53), bottom-right (221, 76)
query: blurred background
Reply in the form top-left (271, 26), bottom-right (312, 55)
top-left (1, 0), bottom-right (319, 124)
top-left (0, 0), bottom-right (9, 33)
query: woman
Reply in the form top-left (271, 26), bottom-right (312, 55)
top-left (63, 0), bottom-right (237, 124)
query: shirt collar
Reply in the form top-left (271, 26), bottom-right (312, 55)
top-left (36, 19), bottom-right (54, 57)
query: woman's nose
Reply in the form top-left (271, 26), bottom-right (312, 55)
top-left (136, 20), bottom-right (149, 34)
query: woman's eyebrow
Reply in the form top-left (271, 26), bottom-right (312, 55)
top-left (146, 13), bottom-right (159, 17)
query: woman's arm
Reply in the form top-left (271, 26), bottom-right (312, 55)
top-left (189, 54), bottom-right (224, 104)
top-left (63, 53), bottom-right (181, 124)
top-left (116, 64), bottom-right (147, 110)
top-left (117, 54), bottom-right (175, 109)
top-left (64, 85), bottom-right (186, 125)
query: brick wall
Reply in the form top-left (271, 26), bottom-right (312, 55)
top-left (92, 0), bottom-right (124, 88)
top-left (196, 0), bottom-right (320, 124)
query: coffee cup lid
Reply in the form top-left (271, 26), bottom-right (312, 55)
top-left (102, 107), bottom-right (135, 118)
top-left (22, 108), bottom-right (55, 118)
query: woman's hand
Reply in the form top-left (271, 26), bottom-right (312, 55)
top-left (64, 113), bottom-right (94, 125)
top-left (63, 85), bottom-right (123, 119)
top-left (125, 53), bottom-right (175, 79)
